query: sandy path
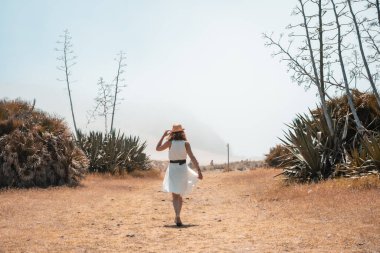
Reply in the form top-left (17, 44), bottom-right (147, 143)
top-left (0, 169), bottom-right (379, 252)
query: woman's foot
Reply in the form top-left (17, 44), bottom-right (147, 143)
top-left (175, 216), bottom-right (183, 227)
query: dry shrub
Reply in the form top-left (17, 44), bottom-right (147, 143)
top-left (0, 99), bottom-right (89, 188)
top-left (265, 144), bottom-right (289, 168)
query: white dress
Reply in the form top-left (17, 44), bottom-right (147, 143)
top-left (162, 140), bottom-right (199, 196)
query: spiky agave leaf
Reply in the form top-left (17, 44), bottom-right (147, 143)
top-left (280, 114), bottom-right (323, 182)
top-left (362, 134), bottom-right (380, 171)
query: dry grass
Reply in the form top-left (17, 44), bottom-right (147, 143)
top-left (0, 169), bottom-right (379, 252)
top-left (91, 169), bottom-right (162, 180)
top-left (128, 168), bottom-right (162, 178)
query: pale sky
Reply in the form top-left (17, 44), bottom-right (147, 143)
top-left (0, 0), bottom-right (320, 164)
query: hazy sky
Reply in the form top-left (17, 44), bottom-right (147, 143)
top-left (0, 0), bottom-right (320, 164)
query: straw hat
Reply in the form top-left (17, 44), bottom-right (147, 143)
top-left (171, 124), bottom-right (185, 133)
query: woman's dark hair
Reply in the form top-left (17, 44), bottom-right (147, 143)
top-left (169, 131), bottom-right (187, 141)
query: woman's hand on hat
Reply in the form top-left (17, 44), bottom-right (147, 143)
top-left (163, 130), bottom-right (171, 137)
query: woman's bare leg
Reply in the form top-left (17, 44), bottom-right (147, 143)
top-left (172, 193), bottom-right (183, 225)
top-left (172, 193), bottom-right (179, 217)
top-left (178, 195), bottom-right (183, 215)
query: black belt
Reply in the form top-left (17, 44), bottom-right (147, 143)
top-left (170, 160), bottom-right (187, 165)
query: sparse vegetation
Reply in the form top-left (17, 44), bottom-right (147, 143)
top-left (0, 99), bottom-right (88, 188)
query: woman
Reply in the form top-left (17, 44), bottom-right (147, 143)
top-left (156, 124), bottom-right (203, 226)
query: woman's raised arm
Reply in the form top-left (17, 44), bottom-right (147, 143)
top-left (156, 130), bottom-right (171, 151)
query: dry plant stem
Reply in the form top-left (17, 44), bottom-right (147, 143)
top-left (347, 0), bottom-right (380, 108)
top-left (331, 0), bottom-right (364, 132)
top-left (64, 44), bottom-right (78, 138)
top-left (299, 0), bottom-right (334, 136)
top-left (57, 30), bottom-right (79, 139)
top-left (377, 0), bottom-right (380, 25)
top-left (110, 51), bottom-right (126, 133)
top-left (88, 77), bottom-right (113, 133)
top-left (318, 0), bottom-right (325, 96)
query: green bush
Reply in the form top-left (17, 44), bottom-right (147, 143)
top-left (0, 99), bottom-right (89, 188)
top-left (77, 130), bottom-right (150, 174)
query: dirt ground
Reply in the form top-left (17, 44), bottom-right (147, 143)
top-left (0, 169), bottom-right (379, 253)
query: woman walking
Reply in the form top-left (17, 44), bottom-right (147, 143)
top-left (156, 124), bottom-right (203, 226)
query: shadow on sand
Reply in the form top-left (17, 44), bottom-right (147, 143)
top-left (163, 224), bottom-right (199, 229)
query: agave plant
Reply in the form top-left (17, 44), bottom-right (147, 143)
top-left (281, 116), bottom-right (322, 182)
top-left (280, 107), bottom-right (349, 182)
top-left (0, 99), bottom-right (89, 188)
top-left (276, 91), bottom-right (380, 182)
top-left (77, 130), bottom-right (150, 174)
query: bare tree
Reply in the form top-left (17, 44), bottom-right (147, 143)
top-left (264, 0), bottom-right (335, 136)
top-left (87, 77), bottom-right (113, 133)
top-left (347, 0), bottom-right (380, 107)
top-left (56, 29), bottom-right (79, 138)
top-left (374, 0), bottom-right (380, 23)
top-left (362, 9), bottom-right (380, 57)
top-left (348, 49), bottom-right (362, 88)
top-left (361, 0), bottom-right (380, 84)
top-left (365, 0), bottom-right (380, 28)
top-left (331, 0), bottom-right (365, 131)
top-left (110, 51), bottom-right (127, 133)
top-left (313, 0), bottom-right (335, 136)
